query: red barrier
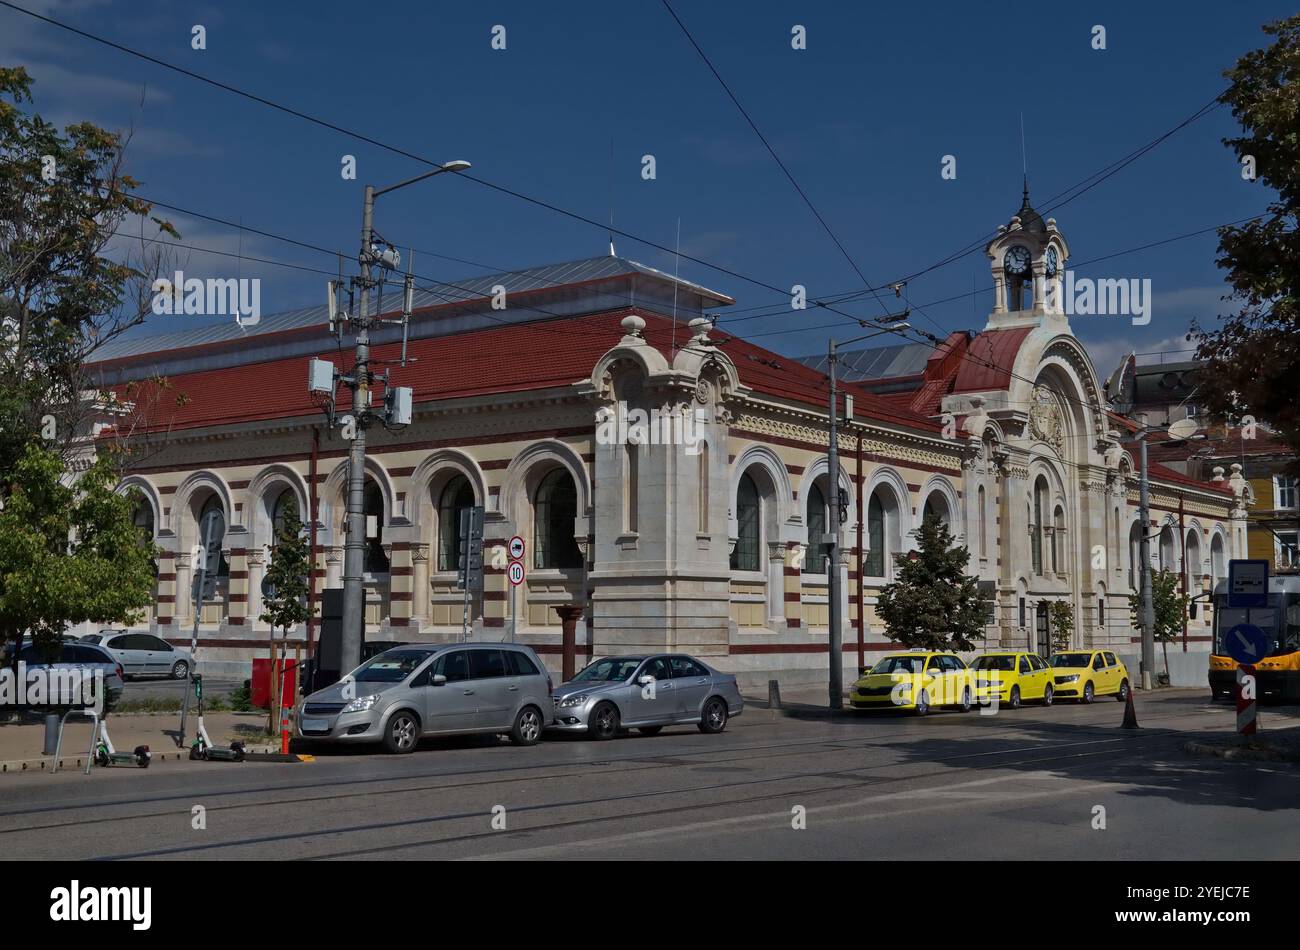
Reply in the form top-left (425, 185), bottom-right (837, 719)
top-left (251, 658), bottom-right (298, 709)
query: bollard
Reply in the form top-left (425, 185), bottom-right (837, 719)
top-left (767, 679), bottom-right (782, 710)
top-left (43, 713), bottom-right (60, 756)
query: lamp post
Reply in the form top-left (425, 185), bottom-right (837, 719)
top-left (338, 160), bottom-right (471, 676)
top-left (825, 316), bottom-right (910, 710)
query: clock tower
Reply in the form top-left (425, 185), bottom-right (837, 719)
top-left (984, 182), bottom-right (1070, 330)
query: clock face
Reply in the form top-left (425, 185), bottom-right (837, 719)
top-left (1045, 247), bottom-right (1059, 277)
top-left (1004, 246), bottom-right (1031, 276)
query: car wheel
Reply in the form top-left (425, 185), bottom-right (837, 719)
top-left (1116, 679), bottom-right (1130, 703)
top-left (915, 690), bottom-right (930, 716)
top-left (383, 710), bottom-right (420, 754)
top-left (957, 687), bottom-right (972, 713)
top-left (637, 726), bottom-right (663, 736)
top-left (1082, 681), bottom-right (1095, 704)
top-left (1042, 684), bottom-right (1054, 707)
top-left (698, 697), bottom-right (729, 734)
top-left (1009, 686), bottom-right (1021, 710)
top-left (510, 706), bottom-right (543, 746)
top-left (171, 660), bottom-right (189, 680)
top-left (589, 702), bottom-right (620, 740)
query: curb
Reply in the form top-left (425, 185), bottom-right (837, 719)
top-left (1181, 739), bottom-right (1300, 763)
top-left (0, 749), bottom-right (191, 772)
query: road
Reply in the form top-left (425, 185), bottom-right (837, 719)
top-left (120, 676), bottom-right (242, 703)
top-left (1, 690), bottom-right (1295, 860)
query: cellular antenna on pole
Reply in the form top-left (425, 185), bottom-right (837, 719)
top-left (670, 217), bottom-right (681, 354)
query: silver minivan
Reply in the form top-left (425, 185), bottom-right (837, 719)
top-left (297, 643), bottom-right (552, 754)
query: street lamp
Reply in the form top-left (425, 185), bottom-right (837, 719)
top-left (824, 315), bottom-right (911, 710)
top-left (336, 160), bottom-right (472, 676)
top-left (1132, 417), bottom-right (1203, 690)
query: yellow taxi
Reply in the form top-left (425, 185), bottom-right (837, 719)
top-left (970, 652), bottom-right (1055, 708)
top-left (850, 651), bottom-right (973, 715)
top-left (1048, 650), bottom-right (1131, 703)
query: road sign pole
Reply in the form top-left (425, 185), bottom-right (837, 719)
top-left (1236, 664), bottom-right (1257, 736)
top-left (179, 512), bottom-right (220, 748)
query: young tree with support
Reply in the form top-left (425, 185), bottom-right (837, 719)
top-left (259, 497), bottom-right (313, 730)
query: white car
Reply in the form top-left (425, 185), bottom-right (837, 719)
top-left (80, 632), bottom-right (192, 680)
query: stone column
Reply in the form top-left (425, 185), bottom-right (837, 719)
top-left (766, 541), bottom-right (786, 624)
top-left (175, 551), bottom-right (193, 625)
top-left (783, 542), bottom-right (804, 630)
top-left (555, 605), bottom-right (584, 681)
top-left (411, 543), bottom-right (430, 624)
top-left (388, 541), bottom-right (413, 629)
top-left (246, 548), bottom-right (266, 628)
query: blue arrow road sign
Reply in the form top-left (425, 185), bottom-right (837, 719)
top-left (1224, 623), bottom-right (1271, 666)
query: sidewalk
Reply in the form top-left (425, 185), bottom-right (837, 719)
top-left (0, 711), bottom-right (277, 772)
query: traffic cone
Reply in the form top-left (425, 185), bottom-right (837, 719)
top-left (1121, 682), bottom-right (1139, 729)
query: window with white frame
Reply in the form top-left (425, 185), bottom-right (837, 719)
top-left (1275, 475), bottom-right (1298, 510)
top-left (1278, 532), bottom-right (1299, 569)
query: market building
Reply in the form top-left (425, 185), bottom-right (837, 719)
top-left (87, 195), bottom-right (1248, 683)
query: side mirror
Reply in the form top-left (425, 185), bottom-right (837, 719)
top-left (637, 675), bottom-right (655, 686)
top-left (431, 674), bottom-right (447, 686)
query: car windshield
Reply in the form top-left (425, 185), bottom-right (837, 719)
top-left (972, 655), bottom-right (1016, 671)
top-left (1050, 654), bottom-right (1091, 668)
top-left (80, 635), bottom-right (103, 644)
top-left (354, 649), bottom-right (434, 683)
top-left (870, 655), bottom-right (926, 675)
top-left (572, 658), bottom-right (644, 682)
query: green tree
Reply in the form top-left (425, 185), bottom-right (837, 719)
top-left (1129, 569), bottom-right (1189, 680)
top-left (876, 512), bottom-right (989, 652)
top-left (0, 442), bottom-right (156, 665)
top-left (1, 65), bottom-right (177, 474)
top-left (1047, 600), bottom-right (1074, 653)
top-left (259, 498), bottom-right (314, 718)
top-left (1192, 15), bottom-right (1300, 473)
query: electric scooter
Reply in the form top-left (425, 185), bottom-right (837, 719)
top-left (94, 719), bottom-right (151, 768)
top-left (188, 673), bottom-right (245, 762)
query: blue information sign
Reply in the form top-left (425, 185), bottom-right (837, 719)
top-left (1223, 623), bottom-right (1271, 666)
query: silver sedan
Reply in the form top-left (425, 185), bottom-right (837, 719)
top-left (549, 654), bottom-right (743, 739)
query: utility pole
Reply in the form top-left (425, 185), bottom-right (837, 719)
top-left (312, 160), bottom-right (471, 675)
top-left (824, 316), bottom-right (910, 711)
top-left (827, 341), bottom-right (842, 711)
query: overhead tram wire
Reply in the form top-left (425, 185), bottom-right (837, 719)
top-left (1, 0), bottom-right (1227, 335)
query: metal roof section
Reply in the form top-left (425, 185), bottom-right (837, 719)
top-left (796, 341), bottom-right (932, 381)
top-left (88, 255), bottom-right (734, 384)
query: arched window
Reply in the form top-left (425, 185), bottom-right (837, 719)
top-left (437, 475), bottom-right (474, 572)
top-left (1185, 530), bottom-right (1202, 593)
top-left (535, 469), bottom-right (582, 569)
top-left (624, 443), bottom-right (639, 534)
top-left (804, 482), bottom-right (827, 575)
top-left (731, 472), bottom-right (760, 572)
top-left (1211, 533), bottom-right (1226, 585)
top-left (923, 491), bottom-right (951, 532)
top-left (1158, 525), bottom-right (1177, 574)
top-left (1052, 505), bottom-right (1065, 573)
top-left (977, 485), bottom-right (987, 557)
top-left (364, 481), bottom-right (389, 573)
top-left (697, 446), bottom-right (709, 534)
top-left (1128, 521), bottom-right (1141, 589)
top-left (197, 495), bottom-right (229, 577)
top-left (865, 487), bottom-right (899, 578)
top-left (133, 500), bottom-right (157, 576)
top-left (1031, 477), bottom-right (1048, 575)
top-left (270, 488), bottom-right (298, 547)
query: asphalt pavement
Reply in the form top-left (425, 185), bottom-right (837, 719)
top-left (1, 689), bottom-right (1295, 860)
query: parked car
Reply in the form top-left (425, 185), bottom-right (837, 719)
top-left (298, 640), bottom-right (408, 695)
top-left (297, 643), bottom-right (551, 754)
top-left (82, 631), bottom-right (192, 680)
top-left (850, 651), bottom-right (973, 715)
top-left (549, 654), bottom-right (743, 739)
top-left (1048, 650), bottom-right (1130, 703)
top-left (970, 652), bottom-right (1055, 708)
top-left (3, 640), bottom-right (125, 711)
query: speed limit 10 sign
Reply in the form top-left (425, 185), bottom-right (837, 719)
top-left (508, 535), bottom-right (525, 561)
top-left (508, 561), bottom-right (525, 586)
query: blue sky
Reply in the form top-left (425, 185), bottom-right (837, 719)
top-left (2, 0), bottom-right (1291, 376)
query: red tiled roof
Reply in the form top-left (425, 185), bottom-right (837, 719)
top-left (103, 309), bottom-right (941, 436)
top-left (952, 327), bottom-right (1034, 393)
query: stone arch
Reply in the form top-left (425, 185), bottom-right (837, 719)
top-left (799, 455), bottom-right (857, 542)
top-left (729, 444), bottom-right (793, 541)
top-left (319, 456), bottom-right (396, 548)
top-left (245, 464), bottom-right (311, 550)
top-left (116, 475), bottom-right (164, 537)
top-left (408, 450), bottom-right (487, 534)
top-left (863, 467), bottom-right (911, 579)
top-left (501, 440), bottom-right (592, 568)
top-left (172, 470), bottom-right (234, 551)
top-left (920, 475), bottom-right (960, 537)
